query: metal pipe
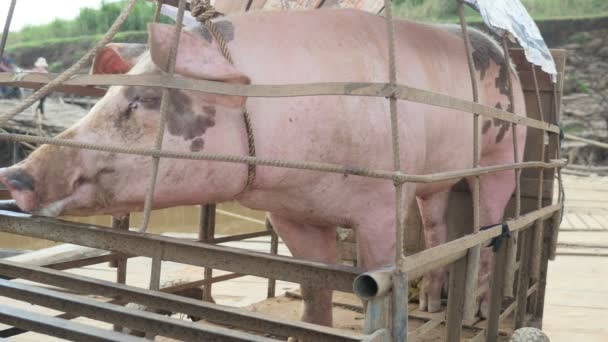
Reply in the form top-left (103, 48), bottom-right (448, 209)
top-left (353, 268), bottom-right (393, 301)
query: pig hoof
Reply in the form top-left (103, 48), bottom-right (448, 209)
top-left (427, 297), bottom-right (442, 313)
top-left (418, 291), bottom-right (442, 312)
top-left (478, 292), bottom-right (490, 319)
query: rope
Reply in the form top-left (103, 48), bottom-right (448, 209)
top-left (190, 0), bottom-right (256, 193)
top-left (141, 0), bottom-right (188, 233)
top-left (0, 0), bottom-right (139, 126)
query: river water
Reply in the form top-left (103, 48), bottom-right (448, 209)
top-left (0, 202), bottom-right (266, 250)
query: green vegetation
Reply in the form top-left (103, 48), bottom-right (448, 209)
top-left (6, 0), bottom-right (169, 46)
top-left (394, 0), bottom-right (608, 21)
top-left (4, 0), bottom-right (608, 72)
top-left (6, 31), bottom-right (147, 72)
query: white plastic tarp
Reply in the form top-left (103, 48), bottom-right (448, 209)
top-left (464, 0), bottom-right (557, 81)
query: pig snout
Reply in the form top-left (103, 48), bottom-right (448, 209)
top-left (0, 167), bottom-right (38, 212)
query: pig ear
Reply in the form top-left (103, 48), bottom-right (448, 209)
top-left (91, 43), bottom-right (147, 74)
top-left (148, 23), bottom-right (250, 85)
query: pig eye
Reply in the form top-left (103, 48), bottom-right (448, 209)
top-left (125, 101), bottom-right (138, 116)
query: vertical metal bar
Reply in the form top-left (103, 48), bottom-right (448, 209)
top-left (384, 1), bottom-right (408, 339)
top-left (445, 256), bottom-right (468, 342)
top-left (527, 65), bottom-right (547, 315)
top-left (364, 295), bottom-right (390, 335)
top-left (109, 215), bottom-right (130, 268)
top-left (112, 214), bottom-right (130, 333)
top-left (198, 204), bottom-right (216, 302)
top-left (457, 1), bottom-right (482, 323)
top-left (392, 270), bottom-right (408, 342)
top-left (514, 228), bottom-right (532, 328)
top-left (139, 0), bottom-right (187, 233)
top-left (535, 212), bottom-right (559, 327)
top-left (486, 237), bottom-right (508, 342)
top-left (266, 218), bottom-right (278, 299)
top-left (502, 37), bottom-right (519, 298)
top-left (145, 249), bottom-right (163, 340)
top-left (0, 0), bottom-right (17, 60)
top-left (153, 0), bottom-right (164, 22)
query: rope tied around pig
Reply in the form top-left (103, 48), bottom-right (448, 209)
top-left (191, 0), bottom-right (257, 193)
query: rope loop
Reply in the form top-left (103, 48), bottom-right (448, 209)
top-left (189, 0), bottom-right (255, 193)
top-left (191, 0), bottom-right (223, 22)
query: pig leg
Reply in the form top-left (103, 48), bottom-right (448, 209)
top-left (470, 167), bottom-right (516, 318)
top-left (417, 190), bottom-right (451, 313)
top-left (268, 213), bottom-right (337, 327)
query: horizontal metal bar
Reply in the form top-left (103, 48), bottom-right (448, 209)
top-left (0, 211), bottom-right (360, 292)
top-left (0, 72), bottom-right (559, 133)
top-left (0, 279), bottom-right (278, 342)
top-left (0, 304), bottom-right (146, 342)
top-left (401, 205), bottom-right (561, 278)
top-left (0, 132), bottom-right (566, 184)
top-left (211, 231), bottom-right (271, 244)
top-left (0, 260), bottom-right (366, 342)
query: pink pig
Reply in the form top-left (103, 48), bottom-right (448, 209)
top-left (0, 9), bottom-right (525, 325)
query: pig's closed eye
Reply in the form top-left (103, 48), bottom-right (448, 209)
top-left (124, 101), bottom-right (138, 117)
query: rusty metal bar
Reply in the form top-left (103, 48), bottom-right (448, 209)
top-left (0, 0), bottom-right (17, 60)
top-left (0, 260), bottom-right (366, 342)
top-left (212, 231), bottom-right (270, 244)
top-left (0, 278), bottom-right (279, 342)
top-left (112, 214), bottom-right (129, 332)
top-left (0, 305), bottom-right (146, 342)
top-left (485, 234), bottom-right (508, 342)
top-left (140, 0), bottom-right (187, 233)
top-left (401, 205), bottom-right (560, 279)
top-left (0, 131), bottom-right (565, 184)
top-left (383, 0), bottom-right (409, 339)
top-left (0, 73), bottom-right (561, 134)
top-left (514, 229), bottom-right (533, 328)
top-left (457, 1), bottom-right (482, 323)
top-left (502, 37), bottom-right (520, 299)
top-left (199, 204), bottom-right (217, 302)
top-left (266, 218), bottom-right (279, 299)
top-left (0, 212), bottom-right (360, 292)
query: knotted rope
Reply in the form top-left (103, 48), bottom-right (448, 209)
top-left (190, 0), bottom-right (256, 193)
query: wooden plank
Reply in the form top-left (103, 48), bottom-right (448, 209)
top-left (408, 319), bottom-right (442, 341)
top-left (5, 244), bottom-right (108, 267)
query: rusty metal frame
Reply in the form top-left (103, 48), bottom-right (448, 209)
top-left (0, 0), bottom-right (565, 341)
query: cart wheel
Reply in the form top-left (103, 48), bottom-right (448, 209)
top-left (509, 327), bottom-right (550, 342)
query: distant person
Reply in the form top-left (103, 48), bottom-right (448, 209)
top-left (0, 55), bottom-right (21, 99)
top-left (32, 57), bottom-right (49, 118)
